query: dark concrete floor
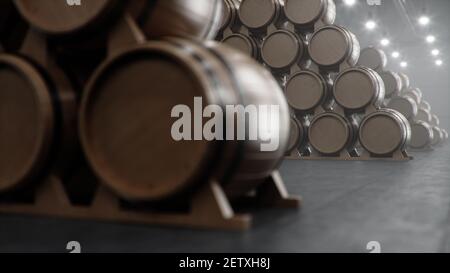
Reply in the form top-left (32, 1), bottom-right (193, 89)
top-left (0, 141), bottom-right (449, 253)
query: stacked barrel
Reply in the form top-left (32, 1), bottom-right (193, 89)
top-left (219, 0), bottom-right (412, 159)
top-left (358, 47), bottom-right (448, 150)
top-left (0, 0), bottom-right (293, 213)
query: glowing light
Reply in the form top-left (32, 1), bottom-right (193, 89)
top-left (435, 60), bottom-right (443, 66)
top-left (400, 61), bottom-right (408, 68)
top-left (426, 35), bottom-right (436, 43)
top-left (380, 39), bottom-right (390, 46)
top-left (392, 51), bottom-right (400, 58)
top-left (431, 49), bottom-right (440, 56)
top-left (418, 16), bottom-right (430, 26)
top-left (343, 0), bottom-right (356, 6)
top-left (365, 21), bottom-right (377, 30)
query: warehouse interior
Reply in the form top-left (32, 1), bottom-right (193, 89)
top-left (0, 0), bottom-right (449, 253)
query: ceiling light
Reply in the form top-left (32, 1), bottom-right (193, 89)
top-left (380, 39), bottom-right (390, 46)
top-left (431, 49), bottom-right (440, 56)
top-left (392, 51), bottom-right (400, 58)
top-left (418, 16), bottom-right (430, 26)
top-left (400, 61), bottom-right (408, 68)
top-left (343, 0), bottom-right (356, 6)
top-left (365, 21), bottom-right (377, 30)
top-left (426, 35), bottom-right (436, 43)
top-left (436, 60), bottom-right (443, 66)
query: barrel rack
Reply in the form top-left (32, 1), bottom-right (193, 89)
top-left (0, 171), bottom-right (300, 231)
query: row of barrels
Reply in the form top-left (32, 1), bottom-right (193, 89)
top-left (219, 0), bottom-right (412, 159)
top-left (358, 47), bottom-right (448, 150)
top-left (219, 0), bottom-right (358, 79)
top-left (0, 0), bottom-right (294, 205)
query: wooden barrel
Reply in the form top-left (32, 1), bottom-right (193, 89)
top-left (386, 96), bottom-right (418, 121)
top-left (379, 71), bottom-right (402, 98)
top-left (286, 116), bottom-right (307, 153)
top-left (357, 47), bottom-right (387, 72)
top-left (416, 108), bottom-right (432, 123)
top-left (0, 54), bottom-right (77, 193)
top-left (403, 89), bottom-right (422, 105)
top-left (431, 126), bottom-right (444, 146)
top-left (308, 25), bottom-right (360, 71)
top-left (79, 39), bottom-right (290, 202)
top-left (285, 70), bottom-right (331, 113)
top-left (283, 0), bottom-right (336, 32)
top-left (222, 33), bottom-right (259, 59)
top-left (308, 112), bottom-right (356, 156)
top-left (420, 100), bottom-right (431, 112)
top-left (409, 121), bottom-right (433, 149)
top-left (431, 114), bottom-right (440, 127)
top-left (219, 0), bottom-right (239, 32)
top-left (397, 72), bottom-right (410, 93)
top-left (359, 109), bottom-right (411, 156)
top-left (261, 30), bottom-right (306, 73)
top-left (333, 66), bottom-right (385, 112)
top-left (238, 0), bottom-right (282, 33)
top-left (14, 0), bottom-right (223, 40)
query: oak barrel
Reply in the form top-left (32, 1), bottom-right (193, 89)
top-left (285, 70), bottom-right (331, 113)
top-left (410, 121), bottom-right (434, 149)
top-left (79, 39), bottom-right (290, 201)
top-left (386, 96), bottom-right (418, 121)
top-left (14, 0), bottom-right (223, 39)
top-left (308, 25), bottom-right (360, 71)
top-left (0, 54), bottom-right (77, 193)
top-left (308, 112), bottom-right (356, 155)
top-left (333, 66), bottom-right (385, 112)
top-left (357, 47), bottom-right (387, 72)
top-left (359, 109), bottom-right (411, 156)
top-left (283, 0), bottom-right (336, 32)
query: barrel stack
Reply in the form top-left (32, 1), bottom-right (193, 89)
top-left (0, 0), bottom-right (300, 230)
top-left (219, 0), bottom-right (414, 160)
top-left (357, 47), bottom-right (448, 150)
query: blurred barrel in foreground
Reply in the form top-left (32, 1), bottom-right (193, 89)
top-left (14, 0), bottom-right (223, 40)
top-left (80, 39), bottom-right (290, 202)
top-left (0, 54), bottom-right (77, 193)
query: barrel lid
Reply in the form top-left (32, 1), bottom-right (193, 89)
top-left (379, 71), bottom-right (401, 97)
top-left (14, 0), bottom-right (115, 35)
top-left (417, 108), bottom-right (432, 123)
top-left (80, 43), bottom-right (216, 201)
top-left (286, 71), bottom-right (325, 111)
top-left (0, 54), bottom-right (53, 192)
top-left (309, 26), bottom-right (349, 67)
top-left (333, 68), bottom-right (377, 110)
top-left (357, 47), bottom-right (387, 71)
top-left (284, 0), bottom-right (324, 26)
top-left (222, 34), bottom-right (256, 58)
top-left (262, 30), bottom-right (301, 69)
top-left (410, 121), bottom-right (433, 149)
top-left (309, 112), bottom-right (350, 155)
top-left (387, 96), bottom-right (417, 121)
top-left (359, 111), bottom-right (405, 155)
top-left (239, 0), bottom-right (278, 29)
